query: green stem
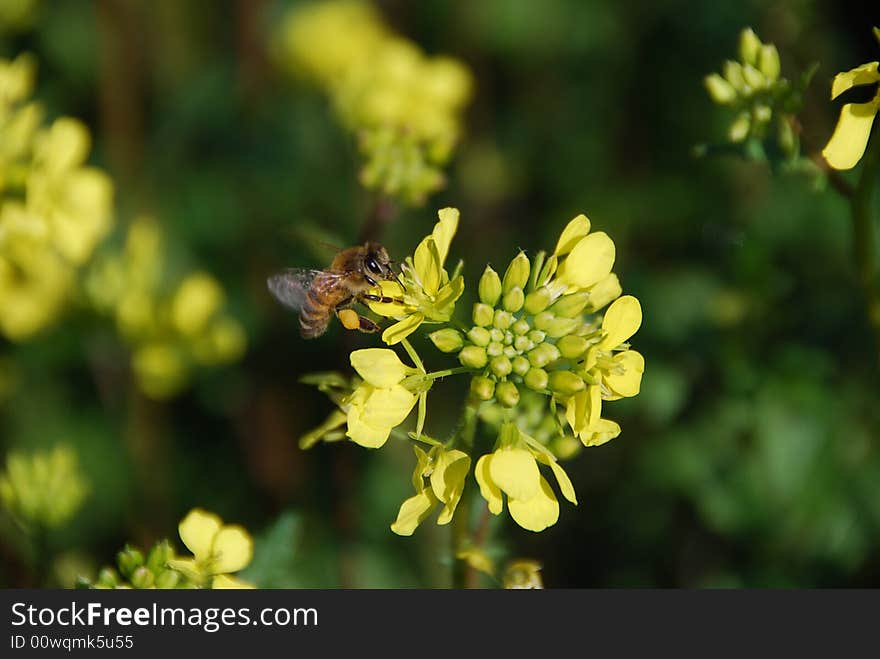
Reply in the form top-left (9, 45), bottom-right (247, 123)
top-left (851, 125), bottom-right (880, 363)
top-left (451, 398), bottom-right (479, 589)
top-left (400, 338), bottom-right (424, 371)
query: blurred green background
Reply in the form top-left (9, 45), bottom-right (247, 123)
top-left (2, 0), bottom-right (880, 588)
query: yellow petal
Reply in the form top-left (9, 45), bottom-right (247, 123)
top-left (211, 525), bottom-right (253, 574)
top-left (211, 574), bottom-right (255, 589)
top-left (599, 295), bottom-right (642, 349)
top-left (178, 508), bottom-right (221, 561)
top-left (580, 418), bottom-right (622, 447)
top-left (586, 273), bottom-right (622, 312)
top-left (534, 454), bottom-right (577, 505)
top-left (412, 445), bottom-right (432, 491)
top-left (433, 207), bottom-right (460, 265)
top-left (413, 237), bottom-right (442, 296)
top-left (431, 276), bottom-right (464, 320)
top-left (299, 409), bottom-right (348, 449)
top-left (381, 312), bottom-right (424, 345)
top-left (362, 384), bottom-right (418, 428)
top-left (488, 447), bottom-right (540, 502)
top-left (475, 454), bottom-right (503, 515)
top-left (830, 61), bottom-right (880, 100)
top-left (554, 214), bottom-right (591, 255)
top-left (346, 414), bottom-right (391, 448)
top-left (604, 350), bottom-right (645, 398)
top-left (822, 97), bottom-right (880, 170)
top-left (350, 348), bottom-right (410, 387)
top-left (390, 490), bottom-right (437, 536)
top-left (556, 231), bottom-right (616, 289)
top-left (456, 548), bottom-right (495, 577)
top-left (565, 389), bottom-right (588, 434)
top-left (508, 476), bottom-right (560, 532)
top-left (587, 384), bottom-right (602, 429)
top-left (430, 449), bottom-right (471, 524)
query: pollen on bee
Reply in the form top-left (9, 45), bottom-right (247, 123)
top-left (338, 308), bottom-right (361, 330)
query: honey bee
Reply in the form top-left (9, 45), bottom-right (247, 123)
top-left (267, 241), bottom-right (400, 339)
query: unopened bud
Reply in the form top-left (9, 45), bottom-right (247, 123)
top-left (557, 335), bottom-right (589, 359)
top-left (739, 27), bottom-right (761, 66)
top-left (146, 540), bottom-right (174, 574)
top-left (117, 545), bottom-right (144, 579)
top-left (528, 329), bottom-right (546, 344)
top-left (460, 346), bottom-right (488, 369)
top-left (155, 569), bottom-right (181, 589)
top-left (490, 355), bottom-right (512, 378)
top-left (758, 43), bottom-right (780, 81)
top-left (467, 326), bottom-right (490, 347)
top-left (704, 73), bottom-right (737, 104)
top-left (470, 376), bottom-right (496, 400)
top-left (487, 341), bottom-right (504, 357)
top-left (130, 566), bottom-right (155, 589)
top-left (512, 356), bottom-right (530, 376)
top-left (95, 568), bottom-right (120, 589)
top-left (742, 64), bottom-right (765, 90)
top-left (503, 287), bottom-right (525, 313)
top-left (544, 317), bottom-right (581, 338)
top-left (723, 60), bottom-right (747, 92)
top-left (495, 381), bottom-right (520, 407)
top-left (493, 309), bottom-right (513, 330)
top-left (548, 370), bottom-right (586, 395)
top-left (478, 266), bottom-right (502, 306)
top-left (473, 303), bottom-right (494, 327)
top-left (549, 292), bottom-right (590, 318)
top-left (512, 319), bottom-right (530, 335)
top-left (524, 287), bottom-right (552, 315)
top-left (527, 343), bottom-right (559, 368)
top-left (430, 328), bottom-right (465, 352)
top-left (502, 251), bottom-right (530, 293)
top-left (524, 367), bottom-right (549, 391)
top-left (514, 335), bottom-right (532, 352)
top-left (728, 112), bottom-right (750, 142)
top-left (489, 328), bottom-right (504, 343)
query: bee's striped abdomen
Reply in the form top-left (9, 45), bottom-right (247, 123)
top-left (299, 275), bottom-right (346, 339)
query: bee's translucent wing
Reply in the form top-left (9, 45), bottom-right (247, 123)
top-left (267, 268), bottom-right (340, 312)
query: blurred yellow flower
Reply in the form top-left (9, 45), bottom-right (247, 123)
top-left (167, 508), bottom-right (255, 589)
top-left (502, 559), bottom-right (544, 589)
top-left (368, 207), bottom-right (464, 344)
top-left (391, 444), bottom-right (471, 535)
top-left (822, 30), bottom-right (880, 170)
top-left (0, 444), bottom-right (88, 528)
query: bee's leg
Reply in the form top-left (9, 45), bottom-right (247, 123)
top-left (335, 306), bottom-right (381, 333)
top-left (362, 293), bottom-right (405, 305)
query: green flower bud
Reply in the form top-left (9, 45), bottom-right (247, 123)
top-left (146, 540), bottom-right (174, 575)
top-left (723, 60), bottom-right (747, 92)
top-left (533, 311), bottom-right (555, 332)
top-left (704, 73), bottom-right (736, 104)
top-left (549, 292), bottom-right (590, 318)
top-left (503, 287), bottom-right (525, 313)
top-left (512, 319), bottom-right (530, 335)
top-left (117, 545), bottom-right (144, 579)
top-left (527, 343), bottom-right (559, 368)
top-left (728, 112), bottom-right (750, 142)
top-left (537, 255), bottom-right (557, 288)
top-left (524, 367), bottom-right (549, 391)
top-left (430, 328), bottom-right (465, 353)
top-left (155, 569), bottom-right (181, 589)
top-left (487, 341), bottom-right (504, 357)
top-left (470, 375), bottom-right (496, 401)
top-left (503, 345), bottom-right (517, 358)
top-left (557, 335), bottom-right (589, 359)
top-left (473, 303), bottom-right (494, 327)
top-left (467, 326), bottom-right (491, 347)
top-left (544, 316), bottom-right (581, 338)
top-left (742, 64), bottom-right (765, 90)
top-left (504, 331), bottom-right (514, 345)
top-left (753, 104), bottom-right (771, 124)
top-left (478, 266), bottom-right (502, 306)
top-left (777, 116), bottom-right (797, 158)
top-left (493, 309), bottom-right (513, 330)
top-left (512, 355), bottom-right (530, 376)
top-left (549, 370), bottom-right (586, 395)
top-left (496, 381), bottom-right (520, 408)
top-left (514, 335), bottom-right (532, 352)
top-left (502, 251), bottom-right (530, 293)
top-left (739, 27), bottom-right (761, 66)
top-left (551, 435), bottom-right (582, 461)
top-left (758, 43), bottom-right (780, 81)
top-left (490, 355), bottom-right (512, 378)
top-left (524, 287), bottom-right (552, 315)
top-left (528, 329), bottom-right (546, 344)
top-left (130, 566), bottom-right (155, 589)
top-left (95, 567), bottom-right (120, 589)
top-left (459, 345), bottom-right (488, 369)
top-left (489, 328), bottom-right (505, 343)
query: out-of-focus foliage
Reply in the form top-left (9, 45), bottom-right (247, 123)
top-left (2, 0), bottom-right (880, 589)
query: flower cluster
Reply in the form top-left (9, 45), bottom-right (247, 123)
top-left (274, 0), bottom-right (472, 205)
top-left (703, 28), bottom-right (804, 158)
top-left (81, 508), bottom-right (255, 589)
top-left (0, 444), bottom-right (88, 528)
top-left (300, 209), bottom-right (644, 535)
top-left (86, 217), bottom-right (247, 399)
top-left (0, 54), bottom-right (114, 340)
top-left (822, 27), bottom-right (880, 171)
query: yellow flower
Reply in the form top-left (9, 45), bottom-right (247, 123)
top-left (345, 348), bottom-right (422, 447)
top-left (822, 30), bottom-right (880, 170)
top-left (474, 424), bottom-right (576, 532)
top-left (502, 559), bottom-right (544, 589)
top-left (391, 444), bottom-right (470, 535)
top-left (565, 295), bottom-right (644, 445)
top-left (368, 207), bottom-right (464, 344)
top-left (167, 508), bottom-right (255, 589)
top-left (0, 444), bottom-right (89, 527)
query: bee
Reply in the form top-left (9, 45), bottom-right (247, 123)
top-left (267, 241), bottom-right (400, 339)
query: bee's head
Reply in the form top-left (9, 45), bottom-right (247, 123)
top-left (362, 242), bottom-right (397, 285)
